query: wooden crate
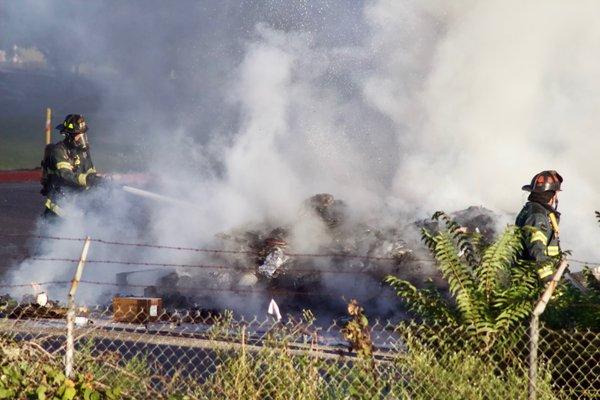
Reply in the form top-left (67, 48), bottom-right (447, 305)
top-left (112, 297), bottom-right (162, 323)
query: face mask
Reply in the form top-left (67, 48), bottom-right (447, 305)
top-left (68, 132), bottom-right (89, 150)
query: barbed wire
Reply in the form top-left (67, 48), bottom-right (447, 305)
top-left (0, 278), bottom-right (400, 299)
top-left (565, 259), bottom-right (600, 266)
top-left (0, 232), bottom-right (424, 262)
top-left (28, 256), bottom-right (409, 275)
top-left (79, 279), bottom-right (385, 297)
top-left (9, 232), bottom-right (600, 266)
top-left (4, 232), bottom-right (600, 274)
top-left (0, 281), bottom-right (70, 289)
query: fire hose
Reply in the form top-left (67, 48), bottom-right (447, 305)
top-left (121, 185), bottom-right (197, 209)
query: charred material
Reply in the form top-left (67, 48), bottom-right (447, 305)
top-left (416, 206), bottom-right (500, 245)
top-left (0, 294), bottom-right (68, 320)
top-left (133, 196), bottom-right (505, 318)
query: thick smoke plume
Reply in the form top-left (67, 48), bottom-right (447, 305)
top-left (4, 1), bottom-right (600, 314)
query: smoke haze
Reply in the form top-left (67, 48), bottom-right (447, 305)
top-left (3, 0), bottom-right (600, 310)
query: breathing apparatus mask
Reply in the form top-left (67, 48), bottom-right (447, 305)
top-left (56, 114), bottom-right (89, 150)
top-left (67, 131), bottom-right (89, 150)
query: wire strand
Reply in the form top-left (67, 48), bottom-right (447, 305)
top-left (0, 279), bottom-right (399, 299)
top-left (28, 257), bottom-right (410, 275)
top-left (0, 232), bottom-right (423, 262)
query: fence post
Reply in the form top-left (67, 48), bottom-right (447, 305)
top-left (528, 258), bottom-right (569, 400)
top-left (528, 314), bottom-right (540, 400)
top-left (45, 108), bottom-right (52, 145)
top-left (65, 236), bottom-right (91, 378)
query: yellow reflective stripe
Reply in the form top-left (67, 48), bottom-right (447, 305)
top-left (530, 230), bottom-right (547, 244)
top-left (44, 199), bottom-right (64, 216)
top-left (77, 173), bottom-right (87, 186)
top-left (547, 246), bottom-right (560, 257)
top-left (56, 161), bottom-right (73, 170)
top-left (86, 167), bottom-right (96, 174)
top-left (549, 213), bottom-right (560, 236)
top-left (537, 264), bottom-right (555, 279)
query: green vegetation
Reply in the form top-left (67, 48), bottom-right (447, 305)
top-left (386, 211), bottom-right (541, 351)
top-left (0, 117), bottom-right (45, 170)
top-left (385, 211), bottom-right (600, 399)
top-left (397, 334), bottom-right (556, 400)
top-left (0, 115), bottom-right (143, 171)
top-left (5, 211), bottom-right (600, 398)
top-left (0, 304), bottom-right (557, 400)
top-left (0, 336), bottom-right (122, 399)
top-left (538, 211), bottom-right (600, 329)
top-left (543, 267), bottom-right (600, 329)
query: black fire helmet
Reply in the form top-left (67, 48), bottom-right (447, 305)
top-left (55, 114), bottom-right (88, 135)
top-left (522, 170), bottom-right (563, 193)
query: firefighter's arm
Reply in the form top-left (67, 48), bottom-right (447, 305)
top-left (52, 148), bottom-right (92, 188)
top-left (85, 149), bottom-right (96, 172)
top-left (523, 214), bottom-right (556, 282)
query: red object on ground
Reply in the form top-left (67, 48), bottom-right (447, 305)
top-left (0, 169), bottom-right (42, 183)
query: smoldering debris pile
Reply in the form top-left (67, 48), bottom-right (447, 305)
top-left (142, 194), bottom-right (501, 316)
top-left (0, 293), bottom-right (69, 320)
top-left (416, 206), bottom-right (501, 245)
top-left (213, 193), bottom-right (421, 285)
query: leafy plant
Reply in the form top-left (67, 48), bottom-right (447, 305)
top-left (543, 267), bottom-right (600, 329)
top-left (0, 336), bottom-right (110, 399)
top-left (396, 333), bottom-right (557, 400)
top-left (540, 211), bottom-right (600, 329)
top-left (341, 299), bottom-right (373, 359)
top-left (386, 212), bottom-right (540, 351)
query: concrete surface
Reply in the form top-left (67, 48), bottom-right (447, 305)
top-left (0, 182), bottom-right (41, 269)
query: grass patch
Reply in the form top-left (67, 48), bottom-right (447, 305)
top-left (0, 115), bottom-right (145, 172)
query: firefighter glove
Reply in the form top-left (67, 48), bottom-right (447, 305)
top-left (86, 173), bottom-right (104, 188)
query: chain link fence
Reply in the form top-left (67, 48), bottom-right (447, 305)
top-left (0, 294), bottom-right (599, 399)
top-left (1, 233), bottom-right (600, 398)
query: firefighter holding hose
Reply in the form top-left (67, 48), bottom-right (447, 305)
top-left (40, 114), bottom-right (104, 217)
top-left (515, 170), bottom-right (563, 283)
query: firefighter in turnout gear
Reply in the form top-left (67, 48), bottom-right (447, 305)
top-left (40, 114), bottom-right (103, 217)
top-left (515, 170), bottom-right (563, 283)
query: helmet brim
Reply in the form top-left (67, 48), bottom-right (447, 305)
top-left (55, 124), bottom-right (87, 134)
top-left (522, 184), bottom-right (561, 192)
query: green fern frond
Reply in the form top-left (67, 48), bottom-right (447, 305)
top-left (432, 211), bottom-right (479, 267)
top-left (420, 228), bottom-right (437, 253)
top-left (392, 212), bottom-right (546, 352)
top-left (432, 232), bottom-right (483, 326)
top-left (494, 300), bottom-right (533, 334)
top-left (433, 232), bottom-right (474, 294)
top-left (476, 226), bottom-right (522, 300)
top-left (509, 260), bottom-right (539, 287)
top-left (385, 276), bottom-right (457, 324)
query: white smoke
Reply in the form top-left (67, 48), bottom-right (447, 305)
top-left (367, 1), bottom-right (600, 261)
top-left (7, 0), bottom-right (600, 311)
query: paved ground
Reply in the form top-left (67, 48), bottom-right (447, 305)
top-left (0, 181), bottom-right (40, 268)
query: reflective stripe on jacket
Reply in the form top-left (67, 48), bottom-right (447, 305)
top-left (515, 201), bottom-right (561, 279)
top-left (41, 140), bottom-right (96, 215)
